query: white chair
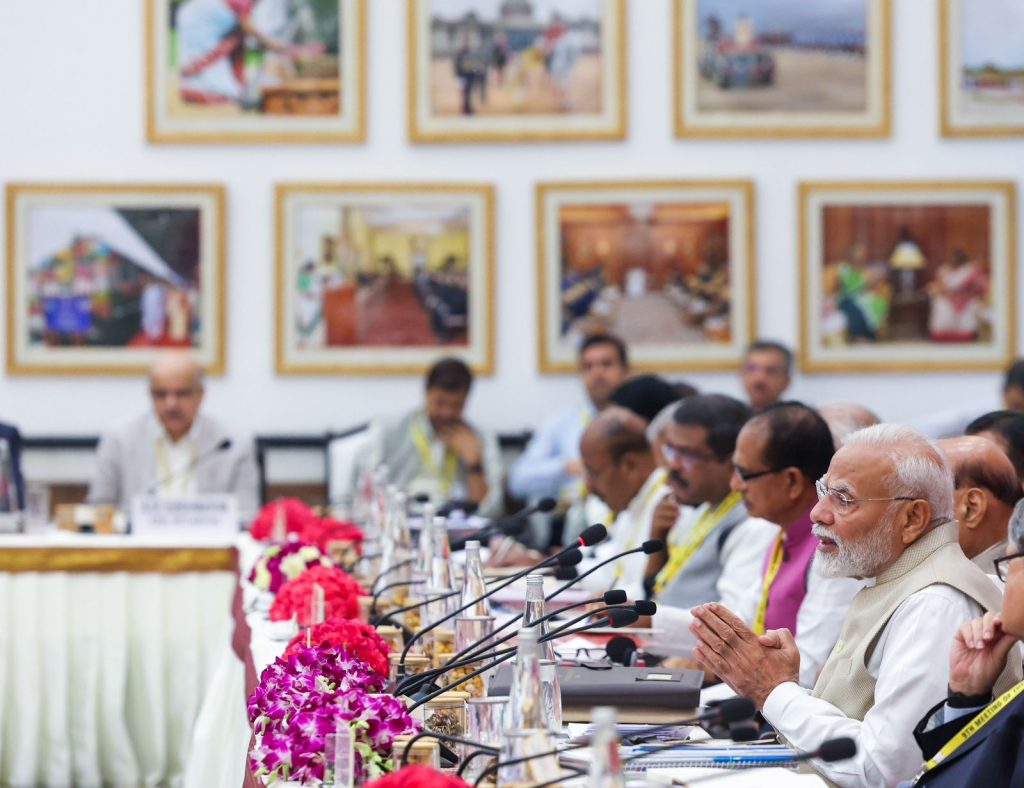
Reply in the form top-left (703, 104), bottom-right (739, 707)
top-left (327, 427), bottom-right (370, 505)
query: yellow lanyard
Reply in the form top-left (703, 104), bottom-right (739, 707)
top-left (411, 419), bottom-right (458, 498)
top-left (153, 435), bottom-right (197, 497)
top-left (753, 531), bottom-right (786, 635)
top-left (654, 491), bottom-right (742, 595)
top-left (917, 680), bottom-right (1024, 779)
top-left (612, 470), bottom-right (667, 583)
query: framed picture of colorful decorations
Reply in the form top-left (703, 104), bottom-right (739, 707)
top-left (146, 0), bottom-right (366, 143)
top-left (5, 183), bottom-right (226, 375)
top-left (536, 180), bottom-right (756, 373)
top-left (799, 181), bottom-right (1017, 372)
top-left (275, 182), bottom-right (495, 375)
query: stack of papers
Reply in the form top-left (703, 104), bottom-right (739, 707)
top-left (561, 743), bottom-right (802, 773)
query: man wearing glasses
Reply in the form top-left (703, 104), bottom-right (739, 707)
top-left (687, 424), bottom-right (1018, 787)
top-left (911, 499), bottom-right (1024, 786)
top-left (647, 394), bottom-right (775, 650)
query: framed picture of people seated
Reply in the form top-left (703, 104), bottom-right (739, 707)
top-left (5, 183), bottom-right (226, 376)
top-left (536, 180), bottom-right (756, 373)
top-left (940, 0), bottom-right (1024, 137)
top-left (275, 182), bottom-right (495, 375)
top-left (406, 0), bottom-right (627, 142)
top-left (673, 0), bottom-right (891, 138)
top-left (145, 0), bottom-right (365, 143)
top-left (798, 181), bottom-right (1017, 373)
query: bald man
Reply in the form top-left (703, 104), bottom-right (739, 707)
top-left (817, 402), bottom-right (881, 448)
top-left (87, 351), bottom-right (259, 519)
top-left (578, 407), bottom-right (671, 601)
top-left (939, 435), bottom-right (1023, 572)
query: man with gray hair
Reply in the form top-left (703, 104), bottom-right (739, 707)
top-left (688, 424), bottom-right (1019, 787)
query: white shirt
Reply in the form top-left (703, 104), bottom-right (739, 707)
top-left (578, 468), bottom-right (670, 601)
top-left (651, 515), bottom-right (776, 654)
top-left (762, 584), bottom-right (984, 788)
top-left (151, 417), bottom-right (198, 497)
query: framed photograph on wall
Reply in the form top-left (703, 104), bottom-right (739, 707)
top-left (407, 0), bottom-right (626, 142)
top-left (799, 181), bottom-right (1017, 373)
top-left (536, 180), bottom-right (756, 373)
top-left (5, 183), bottom-right (226, 376)
top-left (275, 183), bottom-right (495, 375)
top-left (940, 0), bottom-right (1024, 137)
top-left (146, 0), bottom-right (365, 143)
top-left (674, 0), bottom-right (891, 138)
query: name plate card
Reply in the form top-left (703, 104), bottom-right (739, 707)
top-left (131, 494), bottom-right (238, 537)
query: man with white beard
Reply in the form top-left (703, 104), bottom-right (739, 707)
top-left (687, 424), bottom-right (1020, 787)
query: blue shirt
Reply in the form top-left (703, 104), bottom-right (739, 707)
top-left (508, 401), bottom-right (594, 500)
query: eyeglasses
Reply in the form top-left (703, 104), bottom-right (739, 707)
top-left (814, 478), bottom-right (916, 515)
top-left (734, 465), bottom-right (785, 483)
top-left (993, 550), bottom-right (1024, 582)
top-left (660, 442), bottom-right (720, 466)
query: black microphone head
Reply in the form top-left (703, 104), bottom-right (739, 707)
top-left (633, 600), bottom-right (657, 616)
top-left (216, 438), bottom-right (232, 451)
top-left (603, 589), bottom-right (628, 605)
top-left (605, 635), bottom-right (636, 664)
top-left (501, 518), bottom-right (529, 537)
top-left (607, 608), bottom-right (639, 628)
top-left (817, 738), bottom-right (857, 762)
top-left (559, 548), bottom-right (583, 567)
top-left (729, 723), bottom-right (760, 742)
top-left (413, 493), bottom-right (431, 504)
top-left (715, 697), bottom-right (756, 725)
top-left (554, 565), bottom-right (578, 581)
top-left (641, 539), bottom-right (665, 554)
top-left (578, 524), bottom-right (608, 547)
top-left (536, 497), bottom-right (557, 513)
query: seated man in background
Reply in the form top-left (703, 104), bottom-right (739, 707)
top-left (966, 410), bottom-right (1024, 490)
top-left (87, 350), bottom-right (259, 519)
top-left (689, 424), bottom-right (1018, 787)
top-left (361, 357), bottom-right (502, 516)
top-left (939, 435), bottom-right (1021, 572)
top-left (577, 407), bottom-right (671, 601)
top-left (911, 499), bottom-right (1024, 786)
top-left (740, 340), bottom-right (792, 412)
top-left (647, 394), bottom-right (775, 643)
top-left (729, 401), bottom-right (861, 687)
top-left (0, 420), bottom-right (25, 512)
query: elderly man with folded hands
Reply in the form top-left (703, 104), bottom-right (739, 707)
top-left (688, 424), bottom-right (1020, 787)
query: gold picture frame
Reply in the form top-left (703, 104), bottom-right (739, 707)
top-left (406, 0), bottom-right (627, 143)
top-left (536, 179), bottom-right (756, 374)
top-left (798, 180), bottom-right (1017, 373)
top-left (939, 0), bottom-right (1024, 137)
top-left (5, 183), bottom-right (226, 376)
top-left (146, 0), bottom-right (366, 144)
top-left (275, 182), bottom-right (495, 376)
top-left (674, 0), bottom-right (892, 138)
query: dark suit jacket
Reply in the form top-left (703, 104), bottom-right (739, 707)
top-left (913, 689), bottom-right (1024, 786)
top-left (0, 422), bottom-right (25, 510)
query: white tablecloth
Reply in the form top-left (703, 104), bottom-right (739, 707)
top-left (0, 534), bottom-right (250, 788)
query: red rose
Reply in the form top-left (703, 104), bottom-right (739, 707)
top-left (283, 618), bottom-right (391, 677)
top-left (249, 498), bottom-right (318, 541)
top-left (269, 564), bottom-right (366, 626)
top-left (364, 764), bottom-right (473, 788)
top-left (300, 517), bottom-right (365, 554)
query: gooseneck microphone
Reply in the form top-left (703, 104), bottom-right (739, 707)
top-left (450, 497), bottom-right (557, 551)
top-left (372, 588), bottom-right (460, 628)
top-left (398, 731), bottom-right (498, 768)
top-left (145, 438), bottom-right (232, 495)
top-left (397, 524), bottom-right (608, 676)
top-left (369, 558), bottom-right (417, 595)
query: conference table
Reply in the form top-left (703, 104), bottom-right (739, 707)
top-left (0, 532), bottom-right (251, 788)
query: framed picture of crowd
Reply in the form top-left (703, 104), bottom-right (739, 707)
top-left (536, 180), bottom-right (756, 373)
top-left (406, 0), bottom-right (627, 142)
top-left (674, 0), bottom-right (891, 137)
top-left (940, 0), bottom-right (1024, 137)
top-left (799, 181), bottom-right (1017, 373)
top-left (275, 182), bottom-right (495, 375)
top-left (5, 183), bottom-right (226, 376)
top-left (146, 0), bottom-right (366, 143)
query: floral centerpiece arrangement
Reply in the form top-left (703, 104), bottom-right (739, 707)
top-left (248, 645), bottom-right (418, 784)
top-left (365, 765), bottom-right (474, 788)
top-left (301, 518), bottom-right (365, 567)
top-left (248, 542), bottom-right (334, 594)
top-left (249, 498), bottom-right (319, 541)
top-left (270, 565), bottom-right (366, 626)
top-left (285, 618), bottom-right (392, 677)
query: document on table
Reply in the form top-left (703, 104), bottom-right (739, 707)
top-left (645, 766), bottom-right (826, 785)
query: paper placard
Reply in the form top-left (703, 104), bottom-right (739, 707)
top-left (131, 494), bottom-right (238, 537)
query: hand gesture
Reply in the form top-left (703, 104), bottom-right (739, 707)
top-left (438, 422), bottom-right (483, 466)
top-left (949, 611), bottom-right (1018, 697)
top-left (651, 497), bottom-right (680, 540)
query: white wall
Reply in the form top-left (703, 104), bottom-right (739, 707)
top-left (1, 0), bottom-right (1022, 444)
